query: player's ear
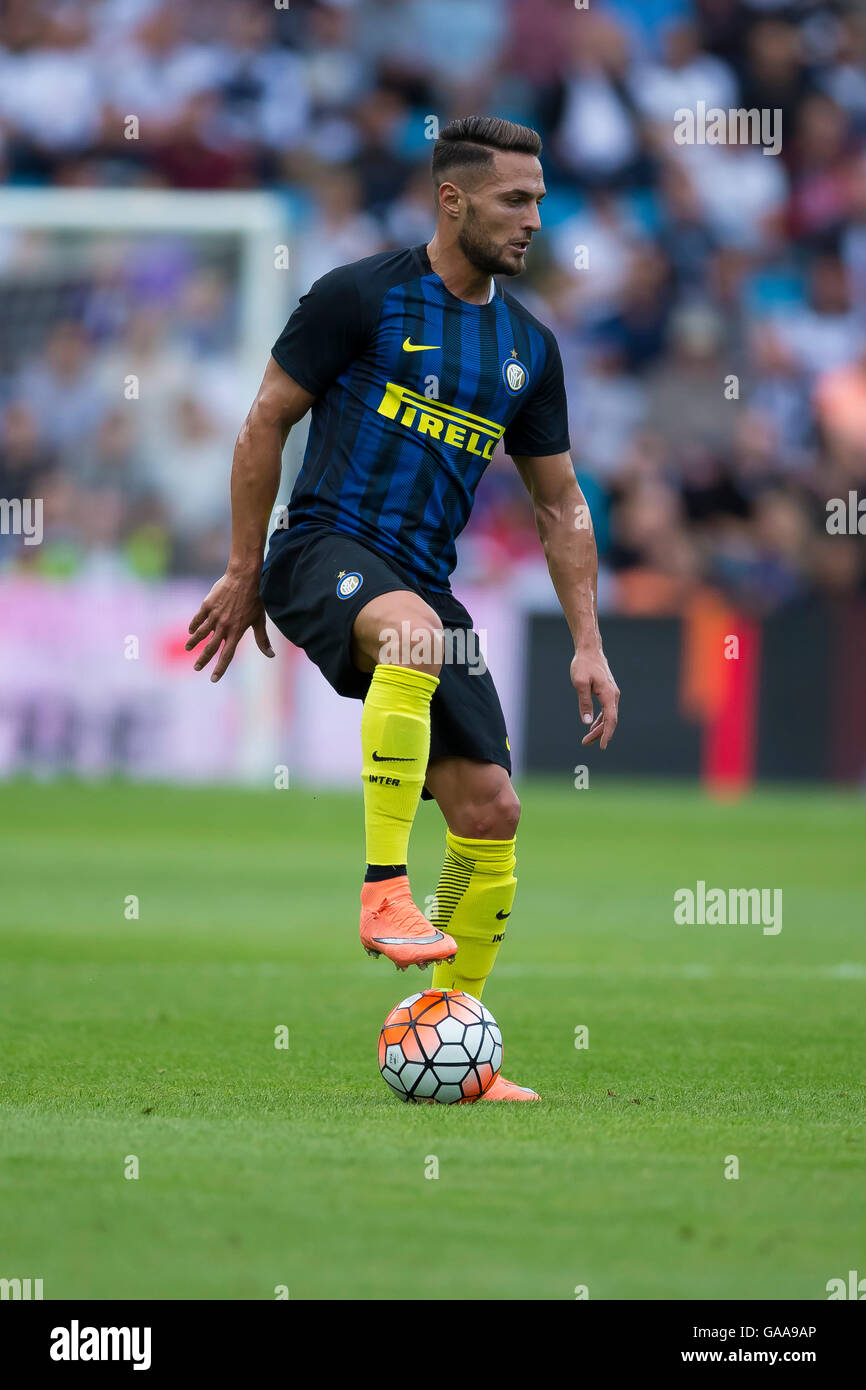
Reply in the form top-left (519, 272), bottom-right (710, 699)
top-left (436, 180), bottom-right (462, 220)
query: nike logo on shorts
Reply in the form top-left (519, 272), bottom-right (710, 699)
top-left (372, 751), bottom-right (417, 762)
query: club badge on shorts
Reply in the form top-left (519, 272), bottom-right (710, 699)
top-left (336, 570), bottom-right (363, 599)
top-left (502, 355), bottom-right (528, 394)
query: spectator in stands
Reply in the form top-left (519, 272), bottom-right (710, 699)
top-left (0, 0), bottom-right (862, 614)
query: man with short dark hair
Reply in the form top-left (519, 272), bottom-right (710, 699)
top-left (187, 116), bottom-right (620, 1101)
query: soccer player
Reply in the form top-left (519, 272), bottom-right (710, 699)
top-left (186, 116), bottom-right (620, 1101)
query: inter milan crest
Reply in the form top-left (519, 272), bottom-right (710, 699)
top-left (336, 571), bottom-right (363, 598)
top-left (502, 355), bottom-right (528, 394)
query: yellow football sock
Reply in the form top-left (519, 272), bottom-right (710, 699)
top-left (430, 831), bottom-right (517, 997)
top-left (361, 664), bottom-right (439, 867)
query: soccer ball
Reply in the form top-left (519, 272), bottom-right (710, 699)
top-left (378, 989), bottom-right (503, 1104)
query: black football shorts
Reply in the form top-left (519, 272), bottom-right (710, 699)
top-left (260, 526), bottom-right (512, 796)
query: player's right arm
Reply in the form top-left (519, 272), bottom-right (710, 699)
top-left (188, 261), bottom-right (368, 680)
top-left (186, 358), bottom-right (314, 681)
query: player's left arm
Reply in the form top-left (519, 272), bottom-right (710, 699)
top-left (512, 451), bottom-right (620, 750)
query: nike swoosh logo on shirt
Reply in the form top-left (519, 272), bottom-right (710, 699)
top-left (372, 751), bottom-right (417, 762)
top-left (402, 338), bottom-right (440, 352)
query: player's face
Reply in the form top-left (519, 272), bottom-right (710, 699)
top-left (457, 152), bottom-right (546, 277)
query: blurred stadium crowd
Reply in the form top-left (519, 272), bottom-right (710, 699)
top-left (1, 0), bottom-right (865, 613)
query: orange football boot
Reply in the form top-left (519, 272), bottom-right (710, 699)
top-left (472, 1074), bottom-right (540, 1102)
top-left (360, 875), bottom-right (457, 972)
top-left (412, 1075), bottom-right (541, 1104)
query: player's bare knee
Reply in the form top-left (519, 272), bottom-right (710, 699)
top-left (376, 601), bottom-right (444, 676)
top-left (403, 618), bottom-right (445, 676)
top-left (492, 785), bottom-right (521, 839)
top-left (457, 784), bottom-right (520, 840)
top-left (353, 592), bottom-right (444, 675)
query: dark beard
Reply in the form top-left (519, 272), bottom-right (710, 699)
top-left (457, 202), bottom-right (523, 277)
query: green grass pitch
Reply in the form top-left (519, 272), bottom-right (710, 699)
top-left (0, 777), bottom-right (863, 1301)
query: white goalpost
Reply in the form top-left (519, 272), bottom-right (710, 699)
top-left (0, 187), bottom-right (292, 405)
top-left (0, 187), bottom-right (302, 783)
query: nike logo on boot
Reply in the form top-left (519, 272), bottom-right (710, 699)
top-left (372, 930), bottom-right (445, 945)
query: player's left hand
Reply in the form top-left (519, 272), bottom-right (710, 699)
top-left (185, 570), bottom-right (274, 682)
top-left (570, 648), bottom-right (620, 751)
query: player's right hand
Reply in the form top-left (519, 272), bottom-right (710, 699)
top-left (185, 571), bottom-right (275, 682)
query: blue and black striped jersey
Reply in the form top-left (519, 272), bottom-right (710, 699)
top-left (268, 244), bottom-right (570, 592)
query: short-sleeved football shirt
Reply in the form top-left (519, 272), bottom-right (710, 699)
top-left (269, 243), bottom-right (570, 592)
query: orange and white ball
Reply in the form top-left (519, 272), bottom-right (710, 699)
top-left (378, 989), bottom-right (503, 1103)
